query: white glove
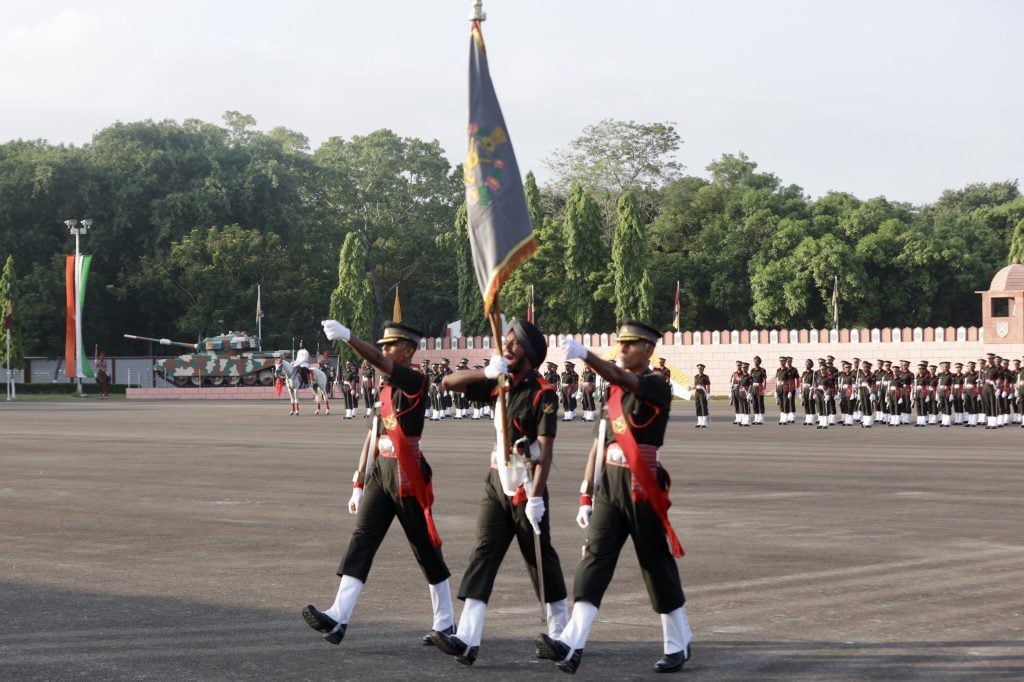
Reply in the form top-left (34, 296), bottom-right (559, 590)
top-left (576, 504), bottom-right (593, 529)
top-left (525, 496), bottom-right (545, 535)
top-left (322, 319), bottom-right (351, 342)
top-left (484, 355), bottom-right (508, 379)
top-left (787, 392), bottom-right (793, 399)
top-left (561, 337), bottom-right (588, 361)
top-left (348, 486), bottom-right (363, 514)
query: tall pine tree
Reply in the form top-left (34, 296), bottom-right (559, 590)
top-left (563, 183), bottom-right (607, 330)
top-left (611, 192), bottom-right (653, 322)
top-left (329, 232), bottom-right (375, 361)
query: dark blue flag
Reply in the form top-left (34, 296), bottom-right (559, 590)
top-left (465, 20), bottom-right (536, 316)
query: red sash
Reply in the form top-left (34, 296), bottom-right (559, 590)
top-left (607, 386), bottom-right (684, 558)
top-left (379, 384), bottom-right (442, 547)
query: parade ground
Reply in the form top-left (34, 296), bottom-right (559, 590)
top-left (1, 399), bottom-right (1022, 681)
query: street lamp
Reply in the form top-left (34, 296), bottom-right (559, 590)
top-left (65, 219), bottom-right (92, 396)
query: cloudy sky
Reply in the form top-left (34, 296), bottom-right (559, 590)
top-left (2, 0), bottom-right (1021, 204)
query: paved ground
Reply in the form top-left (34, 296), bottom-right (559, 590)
top-left (1, 399), bottom-right (1022, 680)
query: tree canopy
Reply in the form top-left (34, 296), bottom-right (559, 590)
top-left (0, 114), bottom-right (1020, 361)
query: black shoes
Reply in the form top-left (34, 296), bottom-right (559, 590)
top-left (535, 633), bottom-right (583, 673)
top-left (302, 604), bottom-right (346, 644)
top-left (654, 644), bottom-right (692, 673)
top-left (423, 624), bottom-right (454, 645)
top-left (431, 630), bottom-right (478, 666)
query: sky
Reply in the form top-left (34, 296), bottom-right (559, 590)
top-left (2, 0), bottom-right (1022, 205)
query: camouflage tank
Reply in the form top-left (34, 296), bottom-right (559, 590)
top-left (124, 332), bottom-right (287, 387)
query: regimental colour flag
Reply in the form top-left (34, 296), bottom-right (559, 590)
top-left (831, 275), bottom-right (839, 329)
top-left (672, 280), bottom-right (681, 331)
top-left (65, 255), bottom-right (94, 379)
top-left (465, 19), bottom-right (536, 316)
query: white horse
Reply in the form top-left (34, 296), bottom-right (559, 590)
top-left (275, 358), bottom-right (330, 416)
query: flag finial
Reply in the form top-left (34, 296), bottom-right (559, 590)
top-left (469, 0), bottom-right (486, 21)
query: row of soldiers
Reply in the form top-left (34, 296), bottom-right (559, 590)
top-left (707, 353), bottom-right (1024, 429)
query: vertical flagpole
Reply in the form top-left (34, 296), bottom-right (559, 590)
top-left (257, 284), bottom-right (263, 350)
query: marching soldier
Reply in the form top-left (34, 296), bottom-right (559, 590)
top-left (813, 358), bottom-right (830, 429)
top-left (749, 356), bottom-right (767, 425)
top-left (342, 361), bottom-right (360, 419)
top-left (693, 363), bottom-right (710, 428)
top-left (360, 360), bottom-right (376, 417)
top-left (964, 361), bottom-right (979, 427)
top-left (441, 358), bottom-right (454, 418)
top-left (935, 361), bottom-right (953, 427)
top-left (561, 361), bottom-right (580, 422)
top-left (982, 356), bottom-right (999, 429)
top-left (850, 357), bottom-right (862, 423)
top-left (95, 352), bottom-right (111, 399)
top-left (430, 362), bottom-right (445, 421)
top-left (999, 357), bottom-right (1012, 427)
top-left (739, 361), bottom-right (753, 426)
top-left (895, 360), bottom-right (914, 425)
top-left (544, 361), bottom-right (561, 396)
top-left (951, 362), bottom-right (965, 425)
top-left (912, 362), bottom-right (930, 427)
top-left (319, 351), bottom-right (336, 398)
top-left (838, 361), bottom-right (855, 426)
top-left (433, 320), bottom-right (568, 666)
top-left (858, 361), bottom-right (875, 427)
top-left (874, 360), bottom-right (890, 425)
top-left (539, 321), bottom-right (692, 675)
top-left (303, 320), bottom-right (453, 648)
top-left (579, 364), bottom-right (597, 422)
top-left (927, 364), bottom-right (939, 425)
top-left (730, 360), bottom-right (744, 426)
top-left (801, 359), bottom-right (816, 426)
top-left (825, 356), bottom-right (838, 426)
top-left (781, 356), bottom-right (799, 424)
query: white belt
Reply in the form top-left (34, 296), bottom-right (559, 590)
top-left (606, 443), bottom-right (661, 464)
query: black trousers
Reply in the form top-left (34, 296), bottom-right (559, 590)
top-left (695, 390), bottom-right (709, 417)
top-left (457, 470), bottom-right (567, 604)
top-left (339, 456), bottom-right (450, 585)
top-left (575, 465), bottom-right (684, 614)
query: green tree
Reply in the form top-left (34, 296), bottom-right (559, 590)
top-left (609, 192), bottom-right (653, 322)
top-left (312, 129), bottom-right (461, 335)
top-left (1, 255), bottom-right (23, 369)
top-left (562, 184), bottom-right (608, 330)
top-left (329, 232), bottom-right (376, 360)
top-left (545, 119), bottom-right (683, 214)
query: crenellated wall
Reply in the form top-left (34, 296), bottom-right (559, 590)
top-left (417, 326), bottom-right (1023, 397)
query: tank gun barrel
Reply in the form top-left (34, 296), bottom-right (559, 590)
top-left (123, 334), bottom-right (198, 350)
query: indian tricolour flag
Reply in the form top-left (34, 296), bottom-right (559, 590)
top-left (65, 255), bottom-right (94, 379)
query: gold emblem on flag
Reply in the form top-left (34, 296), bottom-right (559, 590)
top-left (612, 416), bottom-right (627, 434)
top-left (382, 414), bottom-right (398, 431)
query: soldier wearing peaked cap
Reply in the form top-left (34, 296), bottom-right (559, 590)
top-left (303, 320), bottom-right (454, 649)
top-left (561, 360), bottom-right (580, 422)
top-left (749, 356), bottom-right (767, 425)
top-left (694, 363), bottom-right (710, 427)
top-left (540, 320), bottom-right (692, 674)
top-left (544, 361), bottom-right (561, 391)
top-left (579, 363), bottom-right (598, 422)
top-left (453, 358), bottom-right (472, 419)
top-left (801, 358), bottom-right (816, 426)
top-left (912, 362), bottom-right (931, 427)
top-left (1012, 359), bottom-right (1023, 427)
top-left (654, 357), bottom-right (672, 385)
top-left (935, 361), bottom-right (953, 427)
top-left (341, 360), bottom-right (360, 419)
top-left (781, 356), bottom-right (799, 424)
top-left (729, 360), bottom-right (744, 426)
top-left (433, 319), bottom-right (568, 666)
top-left (857, 361), bottom-right (876, 427)
top-left (738, 361), bottom-right (753, 426)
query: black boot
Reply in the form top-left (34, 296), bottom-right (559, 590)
top-left (654, 644), bottom-right (692, 673)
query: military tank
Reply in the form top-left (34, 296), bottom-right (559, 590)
top-left (124, 332), bottom-right (287, 387)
